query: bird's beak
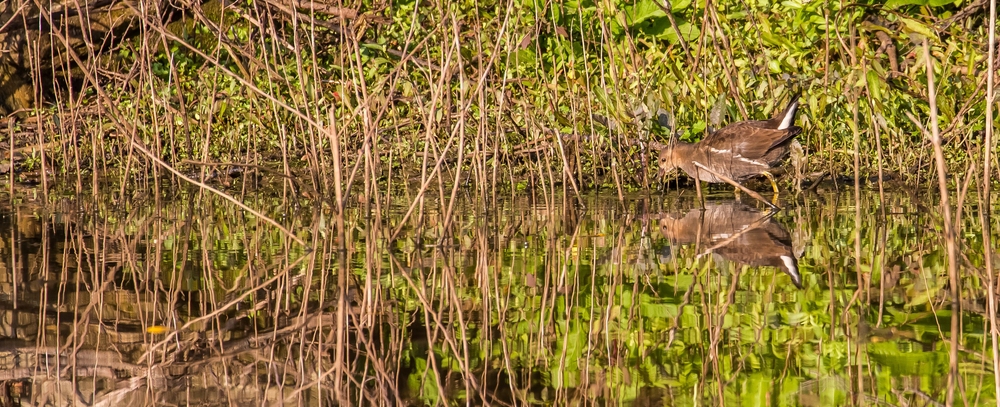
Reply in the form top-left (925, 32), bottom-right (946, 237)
top-left (656, 167), bottom-right (667, 191)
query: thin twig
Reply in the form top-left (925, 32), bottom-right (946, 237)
top-left (691, 161), bottom-right (778, 209)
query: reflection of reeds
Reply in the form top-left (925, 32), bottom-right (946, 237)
top-left (982, 1), bottom-right (1000, 403)
top-left (0, 187), bottom-right (998, 405)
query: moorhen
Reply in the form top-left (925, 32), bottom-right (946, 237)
top-left (656, 92), bottom-right (803, 192)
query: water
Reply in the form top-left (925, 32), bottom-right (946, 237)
top-left (0, 186), bottom-right (994, 406)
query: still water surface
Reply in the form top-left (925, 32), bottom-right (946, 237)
top-left (0, 187), bottom-right (993, 406)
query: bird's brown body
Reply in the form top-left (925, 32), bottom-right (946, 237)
top-left (657, 93), bottom-right (802, 187)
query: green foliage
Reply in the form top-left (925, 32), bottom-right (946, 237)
top-left (322, 191), bottom-right (998, 405)
top-left (65, 0), bottom-right (988, 190)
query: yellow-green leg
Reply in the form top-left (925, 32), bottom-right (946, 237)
top-left (762, 171), bottom-right (779, 205)
top-left (762, 171), bottom-right (779, 193)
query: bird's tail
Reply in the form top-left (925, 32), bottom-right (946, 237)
top-left (775, 92), bottom-right (801, 130)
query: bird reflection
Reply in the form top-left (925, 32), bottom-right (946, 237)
top-left (657, 201), bottom-right (802, 288)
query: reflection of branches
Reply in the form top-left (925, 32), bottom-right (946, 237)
top-left (386, 250), bottom-right (483, 397)
top-left (0, 347), bottom-right (149, 380)
top-left (89, 309), bottom-right (350, 405)
top-left (140, 253), bottom-right (309, 361)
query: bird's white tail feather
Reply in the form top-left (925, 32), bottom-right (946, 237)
top-left (781, 255), bottom-right (801, 287)
top-left (778, 100), bottom-right (799, 130)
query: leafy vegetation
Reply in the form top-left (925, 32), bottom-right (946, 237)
top-left (0, 0), bottom-right (995, 405)
top-left (12, 0), bottom-right (987, 195)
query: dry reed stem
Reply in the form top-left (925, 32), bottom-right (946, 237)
top-left (983, 0), bottom-right (1000, 403)
top-left (923, 37), bottom-right (961, 407)
top-left (691, 161), bottom-right (778, 209)
top-left (846, 85), bottom-right (865, 395)
top-left (329, 107), bottom-right (345, 213)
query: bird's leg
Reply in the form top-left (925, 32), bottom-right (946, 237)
top-left (763, 171), bottom-right (779, 194)
top-left (763, 171), bottom-right (779, 205)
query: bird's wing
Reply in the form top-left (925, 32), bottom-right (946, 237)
top-left (701, 121), bottom-right (801, 159)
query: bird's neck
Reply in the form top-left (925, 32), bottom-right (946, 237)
top-left (671, 141), bottom-right (697, 157)
top-left (669, 141), bottom-right (704, 178)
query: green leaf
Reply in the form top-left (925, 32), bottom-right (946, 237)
top-left (780, 0), bottom-right (806, 9)
top-left (661, 21), bottom-right (700, 43)
top-left (628, 0), bottom-right (666, 25)
top-left (691, 121), bottom-right (707, 136)
top-left (637, 16), bottom-right (674, 38)
top-left (899, 17), bottom-right (937, 40)
top-left (866, 70), bottom-right (883, 102)
top-left (761, 32), bottom-right (797, 50)
top-left (885, 0), bottom-right (928, 7)
top-left (512, 48), bottom-right (537, 70)
top-left (564, 0), bottom-right (598, 10)
top-left (672, 0), bottom-right (692, 10)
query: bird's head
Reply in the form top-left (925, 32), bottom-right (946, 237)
top-left (654, 142), bottom-right (678, 179)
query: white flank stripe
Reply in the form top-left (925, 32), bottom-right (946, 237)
top-left (734, 155), bottom-right (766, 166)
